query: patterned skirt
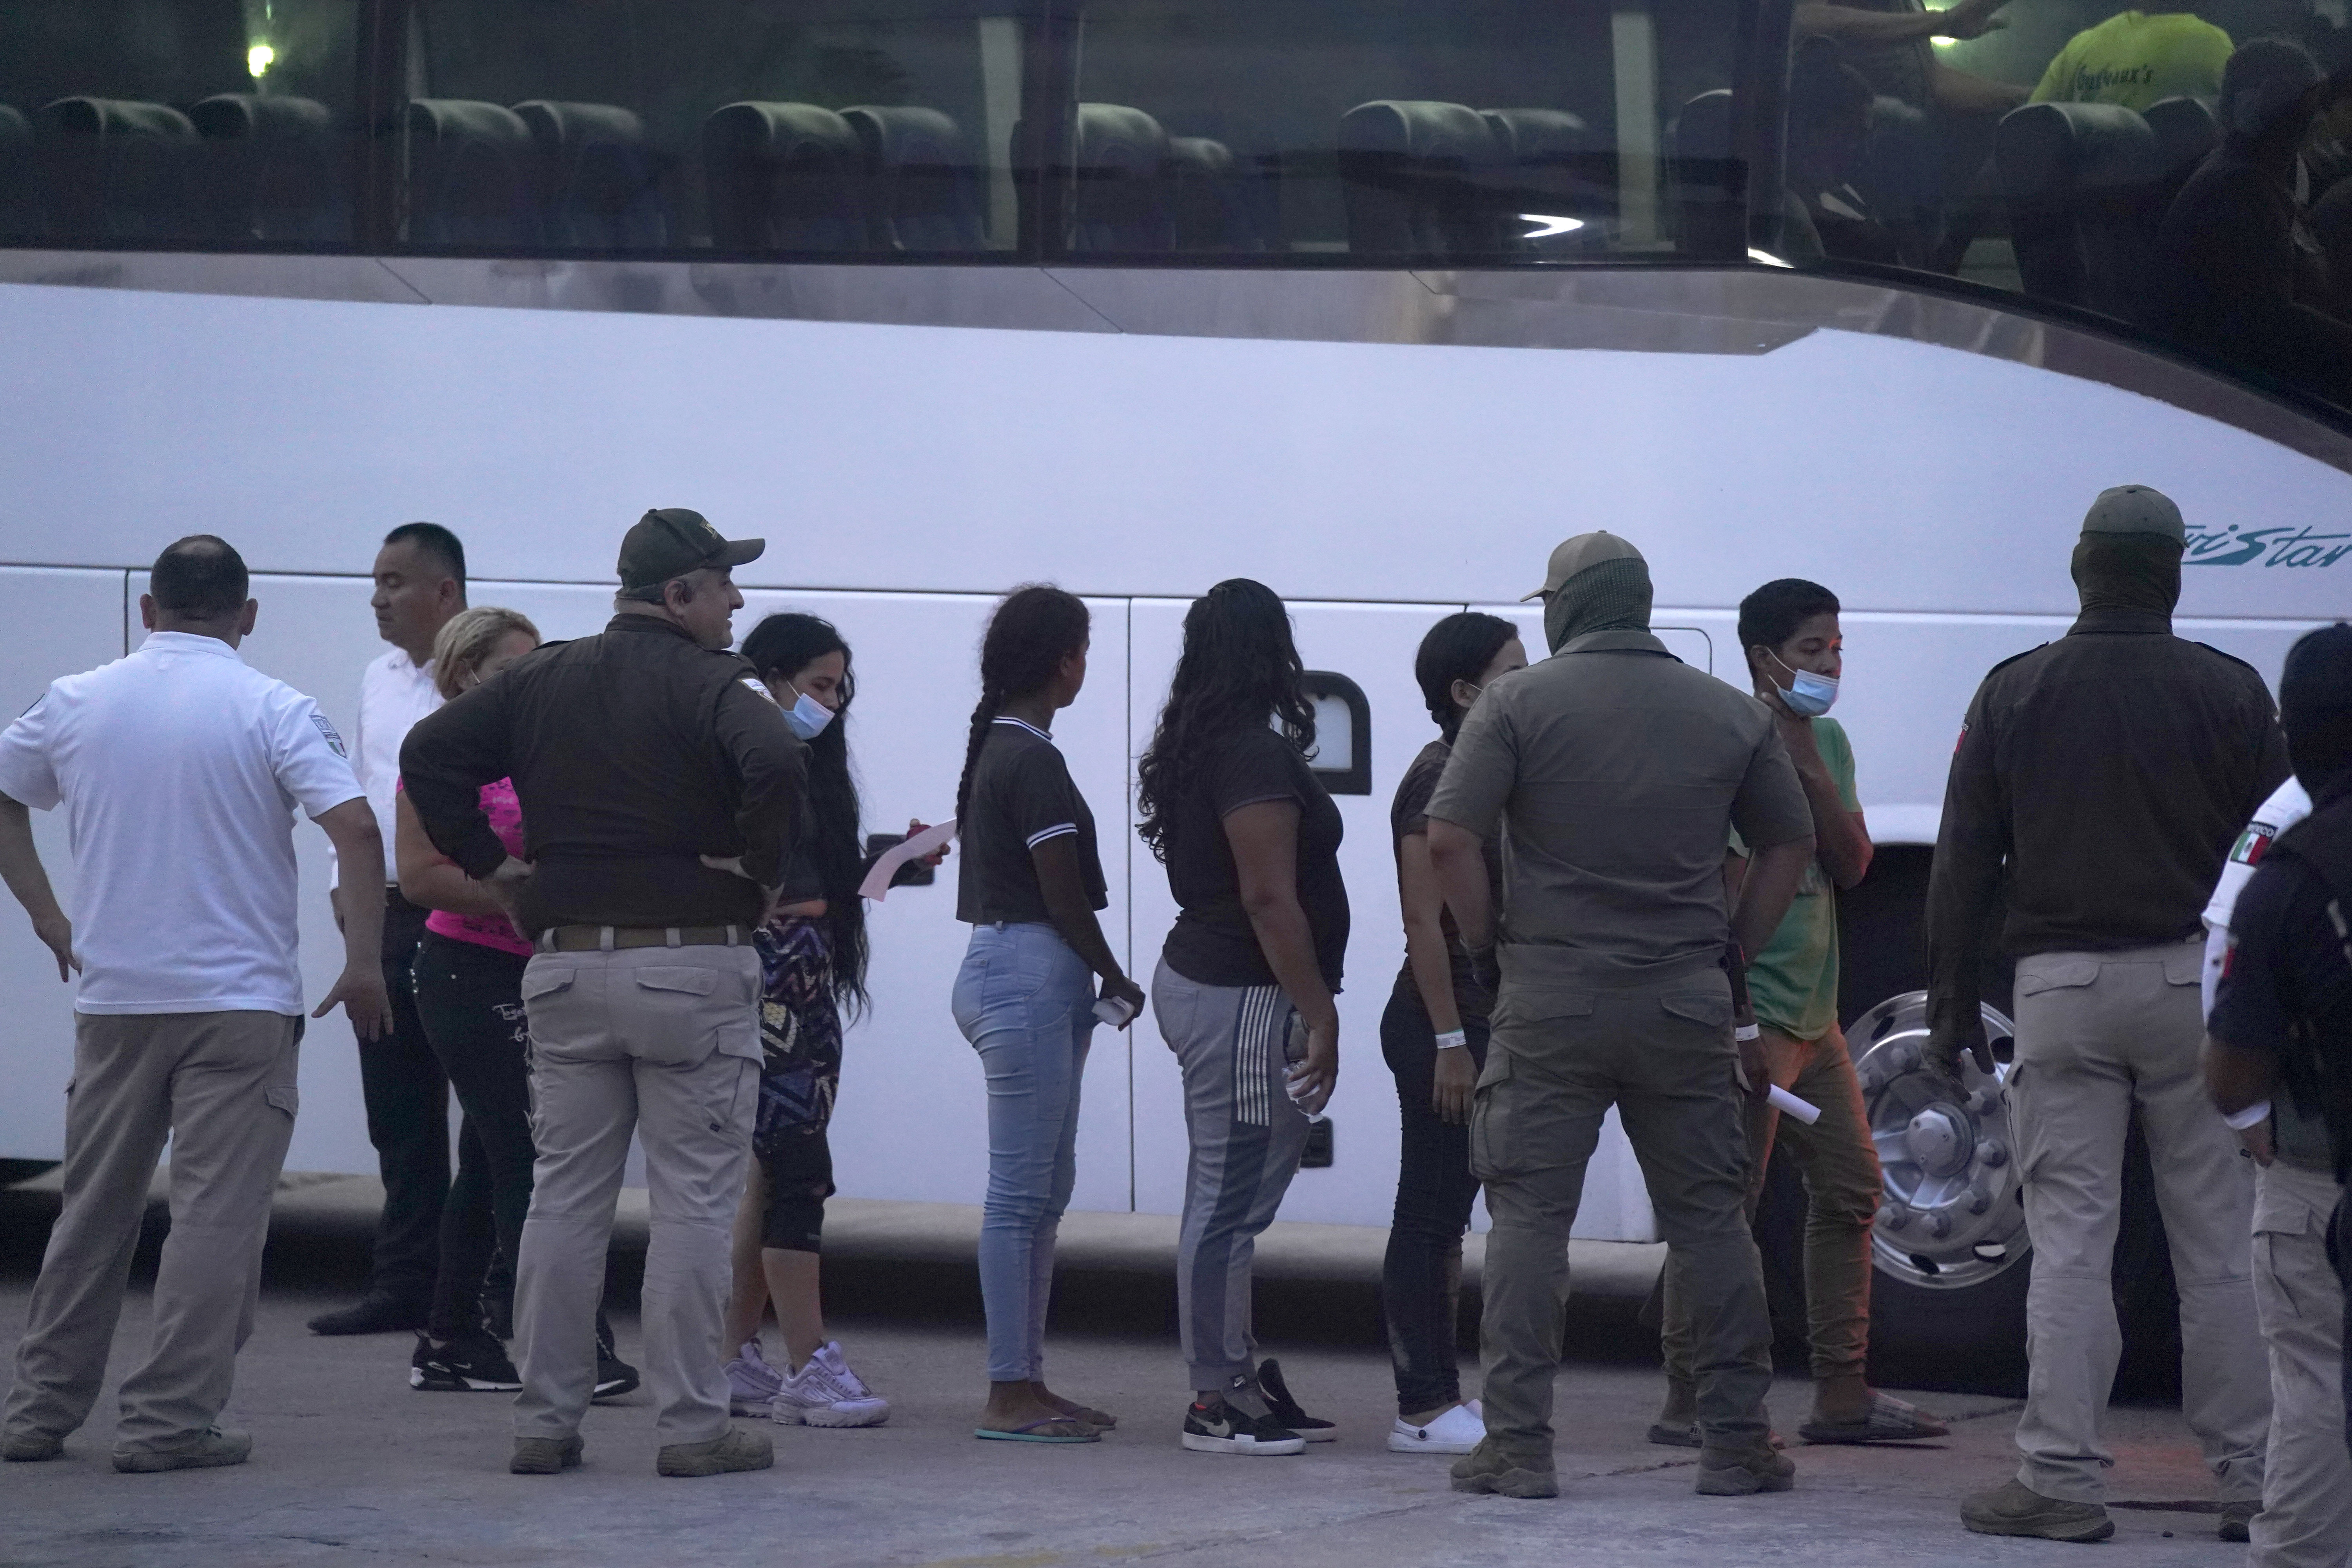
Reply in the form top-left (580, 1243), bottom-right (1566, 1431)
top-left (750, 915), bottom-right (844, 1158)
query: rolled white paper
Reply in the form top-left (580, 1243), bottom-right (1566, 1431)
top-left (857, 818), bottom-right (957, 902)
top-left (1768, 1084), bottom-right (1822, 1125)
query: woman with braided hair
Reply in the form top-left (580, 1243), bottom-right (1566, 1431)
top-left (950, 584), bottom-right (1142, 1443)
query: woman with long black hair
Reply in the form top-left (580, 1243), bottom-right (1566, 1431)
top-left (950, 585), bottom-right (1142, 1444)
top-left (1136, 577), bottom-right (1347, 1457)
top-left (1382, 612), bottom-right (1524, 1457)
top-left (720, 612), bottom-right (935, 1428)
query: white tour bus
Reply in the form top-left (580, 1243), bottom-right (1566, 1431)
top-left (2, 0), bottom-right (2348, 1372)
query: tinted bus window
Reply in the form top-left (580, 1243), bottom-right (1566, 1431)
top-left (404, 1), bottom-right (1024, 254)
top-left (1778, 2), bottom-right (2352, 414)
top-left (0, 0), bottom-right (358, 246)
top-left (1061, 0), bottom-right (1745, 259)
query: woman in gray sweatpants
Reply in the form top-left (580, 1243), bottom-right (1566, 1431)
top-left (1135, 579), bottom-right (1351, 1456)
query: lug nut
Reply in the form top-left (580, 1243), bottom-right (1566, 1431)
top-left (1966, 1183), bottom-right (1993, 1215)
top-left (1922, 1210), bottom-right (1952, 1239)
top-left (1976, 1139), bottom-right (2007, 1168)
top-left (1890, 1043), bottom-right (1920, 1073)
top-left (1877, 1202), bottom-right (1910, 1231)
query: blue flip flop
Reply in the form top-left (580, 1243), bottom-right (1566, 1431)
top-left (975, 1418), bottom-right (1100, 1444)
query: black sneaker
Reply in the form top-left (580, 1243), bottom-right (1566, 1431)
top-left (410, 1332), bottom-right (522, 1392)
top-left (1256, 1360), bottom-right (1337, 1442)
top-left (593, 1318), bottom-right (640, 1402)
top-left (1181, 1397), bottom-right (1305, 1456)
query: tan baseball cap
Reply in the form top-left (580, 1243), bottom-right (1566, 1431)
top-left (2081, 485), bottom-right (2186, 543)
top-left (1523, 530), bottom-right (1645, 601)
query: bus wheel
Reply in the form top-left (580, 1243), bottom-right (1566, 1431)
top-left (1851, 990), bottom-right (2034, 1394)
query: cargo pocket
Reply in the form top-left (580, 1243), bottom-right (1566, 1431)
top-left (2254, 1200), bottom-right (2316, 1321)
top-left (2012, 958), bottom-right (2100, 998)
top-left (1658, 990), bottom-right (1733, 1033)
top-left (1469, 1051), bottom-right (1517, 1181)
top-left (2162, 948), bottom-right (2204, 989)
top-left (264, 1083), bottom-right (299, 1120)
top-left (1487, 988), bottom-right (1593, 1051)
top-left (636, 960), bottom-right (761, 1066)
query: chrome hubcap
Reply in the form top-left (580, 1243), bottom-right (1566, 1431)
top-left (1850, 991), bottom-right (2030, 1292)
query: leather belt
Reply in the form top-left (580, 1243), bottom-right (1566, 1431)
top-left (535, 924), bottom-right (747, 954)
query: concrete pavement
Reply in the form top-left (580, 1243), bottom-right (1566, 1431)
top-left (0, 1281), bottom-right (2243, 1568)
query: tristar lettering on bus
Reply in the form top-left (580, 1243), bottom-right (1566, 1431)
top-left (2182, 524), bottom-right (2352, 568)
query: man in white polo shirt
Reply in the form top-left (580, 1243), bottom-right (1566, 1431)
top-left (310, 522), bottom-right (467, 1338)
top-left (0, 536), bottom-right (391, 1474)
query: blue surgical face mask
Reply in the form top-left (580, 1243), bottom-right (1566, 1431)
top-left (780, 685), bottom-right (835, 740)
top-left (1771, 652), bottom-right (1839, 717)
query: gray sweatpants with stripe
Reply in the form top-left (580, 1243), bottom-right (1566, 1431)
top-left (1154, 958), bottom-right (1313, 1390)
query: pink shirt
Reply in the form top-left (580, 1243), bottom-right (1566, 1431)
top-left (407, 777), bottom-right (534, 957)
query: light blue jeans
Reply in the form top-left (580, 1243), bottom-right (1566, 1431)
top-left (951, 921), bottom-right (1096, 1383)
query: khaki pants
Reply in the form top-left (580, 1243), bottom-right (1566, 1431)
top-left (514, 944), bottom-right (761, 1446)
top-left (2007, 940), bottom-right (2266, 1504)
top-left (1661, 1023), bottom-right (1880, 1387)
top-left (1473, 958), bottom-right (1772, 1463)
top-left (3, 1011), bottom-right (300, 1455)
top-left (2252, 1160), bottom-right (2352, 1568)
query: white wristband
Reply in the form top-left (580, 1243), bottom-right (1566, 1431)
top-left (1434, 1029), bottom-right (1468, 1051)
top-left (1735, 1024), bottom-right (1760, 1042)
top-left (2223, 1099), bottom-right (2273, 1132)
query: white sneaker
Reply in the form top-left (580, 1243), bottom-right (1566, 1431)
top-left (723, 1339), bottom-right (785, 1418)
top-left (1389, 1400), bottom-right (1486, 1454)
top-left (775, 1342), bottom-right (890, 1428)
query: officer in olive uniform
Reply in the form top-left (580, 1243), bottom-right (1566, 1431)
top-left (403, 508), bottom-right (807, 1479)
top-left (1928, 485), bottom-right (2283, 1543)
top-left (1425, 531), bottom-right (1817, 1499)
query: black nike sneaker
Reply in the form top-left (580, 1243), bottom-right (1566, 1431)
top-left (1181, 1397), bottom-right (1305, 1456)
top-left (593, 1317), bottom-right (641, 1402)
top-left (1256, 1359), bottom-right (1337, 1443)
top-left (410, 1332), bottom-right (522, 1393)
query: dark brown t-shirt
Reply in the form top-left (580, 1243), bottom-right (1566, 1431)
top-left (1390, 737), bottom-right (1501, 1021)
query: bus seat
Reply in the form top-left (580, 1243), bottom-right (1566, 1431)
top-left (1166, 135), bottom-right (1266, 252)
top-left (0, 107), bottom-right (34, 240)
top-left (1338, 100), bottom-right (1509, 257)
top-left (1481, 107), bottom-right (1602, 233)
top-left (2141, 94), bottom-right (2219, 211)
top-left (37, 98), bottom-right (203, 243)
top-left (704, 102), bottom-right (867, 252)
top-left (405, 100), bottom-right (539, 247)
top-left (514, 101), bottom-right (666, 250)
top-left (840, 106), bottom-right (984, 251)
top-left (1996, 101), bottom-right (2164, 322)
top-left (1667, 89), bottom-right (1743, 251)
top-left (190, 94), bottom-right (342, 243)
top-left (1069, 103), bottom-right (1173, 252)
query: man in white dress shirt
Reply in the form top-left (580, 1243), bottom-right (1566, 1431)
top-left (309, 523), bottom-right (469, 1337)
top-left (0, 536), bottom-right (391, 1471)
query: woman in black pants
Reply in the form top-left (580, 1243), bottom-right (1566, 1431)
top-left (396, 606), bottom-right (635, 1398)
top-left (1381, 612), bottom-right (1524, 1456)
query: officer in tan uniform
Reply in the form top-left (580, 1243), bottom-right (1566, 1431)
top-left (1426, 531), bottom-right (1817, 1500)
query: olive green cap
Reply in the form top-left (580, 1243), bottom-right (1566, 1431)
top-left (617, 507), bottom-right (765, 592)
top-left (1523, 530), bottom-right (1644, 601)
top-left (2081, 485), bottom-right (2186, 543)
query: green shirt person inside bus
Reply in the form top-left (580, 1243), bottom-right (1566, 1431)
top-left (1655, 578), bottom-right (1947, 1447)
top-left (2030, 6), bottom-right (2233, 113)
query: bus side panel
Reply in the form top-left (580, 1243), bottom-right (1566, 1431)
top-left (0, 567), bottom-right (130, 1165)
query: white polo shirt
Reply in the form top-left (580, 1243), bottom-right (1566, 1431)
top-left (349, 646), bottom-right (442, 884)
top-left (0, 631), bottom-right (364, 1015)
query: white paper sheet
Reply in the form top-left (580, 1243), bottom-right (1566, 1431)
top-left (858, 818), bottom-right (956, 902)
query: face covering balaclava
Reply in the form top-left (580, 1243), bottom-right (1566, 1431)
top-left (2071, 484), bottom-right (2187, 619)
top-left (1528, 532), bottom-right (1654, 655)
top-left (2281, 622), bottom-right (2352, 801)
